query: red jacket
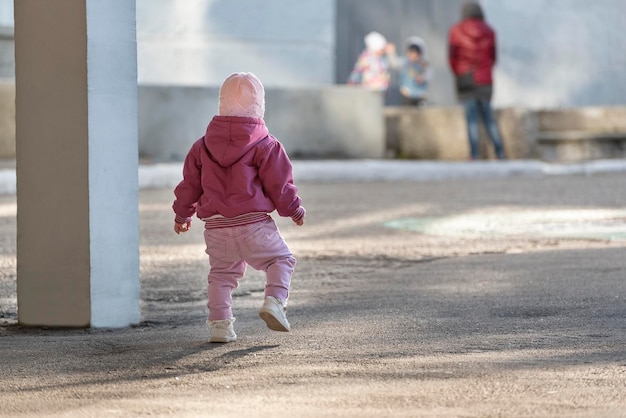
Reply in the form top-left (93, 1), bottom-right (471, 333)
top-left (173, 116), bottom-right (304, 224)
top-left (448, 18), bottom-right (497, 86)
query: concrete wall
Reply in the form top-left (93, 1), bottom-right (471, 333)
top-left (3, 79), bottom-right (626, 162)
top-left (336, 0), bottom-right (626, 108)
top-left (3, 0), bottom-right (626, 162)
top-left (536, 107), bottom-right (626, 133)
top-left (138, 85), bottom-right (386, 161)
top-left (535, 107), bottom-right (626, 162)
top-left (485, 0), bottom-right (626, 109)
top-left (336, 0), bottom-right (465, 106)
top-left (0, 80), bottom-right (13, 158)
top-left (0, 26), bottom-right (13, 78)
top-left (136, 0), bottom-right (335, 87)
top-left (0, 0), bottom-right (12, 27)
top-left (3, 0), bottom-right (626, 109)
top-left (385, 106), bottom-right (537, 160)
top-left (0, 0), bottom-right (13, 78)
top-left (385, 105), bottom-right (626, 161)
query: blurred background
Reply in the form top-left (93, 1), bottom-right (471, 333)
top-left (1, 0), bottom-right (626, 161)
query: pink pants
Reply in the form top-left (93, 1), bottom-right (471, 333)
top-left (204, 217), bottom-right (296, 320)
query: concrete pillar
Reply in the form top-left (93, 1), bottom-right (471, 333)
top-left (15, 0), bottom-right (140, 328)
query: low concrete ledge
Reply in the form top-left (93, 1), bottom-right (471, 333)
top-left (537, 131), bottom-right (626, 162)
top-left (0, 80), bottom-right (14, 158)
top-left (538, 131), bottom-right (626, 142)
top-left (537, 107), bottom-right (626, 133)
top-left (536, 107), bottom-right (626, 161)
top-left (3, 79), bottom-right (626, 162)
top-left (0, 27), bottom-right (13, 40)
top-left (139, 85), bottom-right (386, 161)
top-left (0, 27), bottom-right (14, 79)
top-left (0, 83), bottom-right (387, 161)
top-left (385, 106), bottom-right (536, 160)
top-left (385, 106), bottom-right (467, 160)
top-left (385, 105), bottom-right (626, 161)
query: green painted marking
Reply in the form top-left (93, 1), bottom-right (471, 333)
top-left (383, 209), bottom-right (626, 241)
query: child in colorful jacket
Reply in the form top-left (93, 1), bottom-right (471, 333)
top-left (348, 31), bottom-right (394, 91)
top-left (173, 72), bottom-right (306, 343)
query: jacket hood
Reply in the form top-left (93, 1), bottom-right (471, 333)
top-left (204, 116), bottom-right (269, 167)
top-left (458, 19), bottom-right (491, 41)
top-left (404, 36), bottom-right (427, 57)
top-left (462, 2), bottom-right (484, 20)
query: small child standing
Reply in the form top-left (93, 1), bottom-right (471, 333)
top-left (347, 31), bottom-right (394, 92)
top-left (172, 72), bottom-right (306, 343)
top-left (398, 37), bottom-right (432, 106)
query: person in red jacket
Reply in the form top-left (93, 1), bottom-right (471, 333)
top-left (449, 2), bottom-right (506, 159)
top-left (173, 72), bottom-right (306, 343)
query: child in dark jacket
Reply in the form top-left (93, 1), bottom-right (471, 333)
top-left (173, 72), bottom-right (306, 343)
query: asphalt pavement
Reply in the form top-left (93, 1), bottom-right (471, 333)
top-left (1, 162), bottom-right (625, 417)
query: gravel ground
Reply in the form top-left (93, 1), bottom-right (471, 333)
top-left (1, 173), bottom-right (625, 417)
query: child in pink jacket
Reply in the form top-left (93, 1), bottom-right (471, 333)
top-left (173, 72), bottom-right (306, 343)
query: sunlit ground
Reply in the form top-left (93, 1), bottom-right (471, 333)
top-left (2, 176), bottom-right (626, 326)
top-left (385, 208), bottom-right (626, 241)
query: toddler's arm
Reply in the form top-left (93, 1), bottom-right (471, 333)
top-left (172, 139), bottom-right (204, 234)
top-left (256, 139), bottom-right (306, 226)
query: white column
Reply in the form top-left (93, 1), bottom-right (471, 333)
top-left (15, 0), bottom-right (140, 328)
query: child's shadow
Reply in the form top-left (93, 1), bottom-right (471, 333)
top-left (154, 343), bottom-right (280, 373)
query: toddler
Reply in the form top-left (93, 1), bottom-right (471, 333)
top-left (347, 31), bottom-right (394, 92)
top-left (399, 38), bottom-right (431, 106)
top-left (173, 72), bottom-right (306, 343)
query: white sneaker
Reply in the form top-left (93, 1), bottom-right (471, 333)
top-left (259, 297), bottom-right (290, 332)
top-left (206, 318), bottom-right (237, 343)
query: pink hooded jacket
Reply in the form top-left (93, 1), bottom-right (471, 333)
top-left (173, 116), bottom-right (305, 225)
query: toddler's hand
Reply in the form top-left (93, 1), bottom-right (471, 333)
top-left (174, 221), bottom-right (191, 234)
top-left (292, 207), bottom-right (306, 226)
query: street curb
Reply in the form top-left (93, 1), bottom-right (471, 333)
top-left (1, 159), bottom-right (626, 195)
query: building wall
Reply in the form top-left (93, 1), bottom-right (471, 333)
top-left (2, 0), bottom-right (626, 108)
top-left (337, 0), bottom-right (626, 109)
top-left (2, 0), bottom-right (626, 162)
top-left (0, 0), bottom-right (12, 27)
top-left (0, 0), bottom-right (14, 78)
top-left (0, 27), bottom-right (13, 78)
top-left (136, 0), bottom-right (335, 87)
top-left (335, 0), bottom-right (464, 106)
top-left (138, 85), bottom-right (386, 161)
top-left (485, 0), bottom-right (626, 109)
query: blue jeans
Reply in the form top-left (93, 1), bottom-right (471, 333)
top-left (463, 98), bottom-right (505, 159)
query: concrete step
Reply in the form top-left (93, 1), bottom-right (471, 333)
top-left (537, 107), bottom-right (626, 133)
top-left (537, 130), bottom-right (626, 162)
